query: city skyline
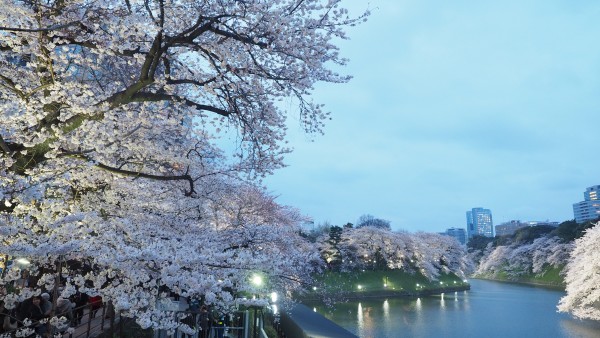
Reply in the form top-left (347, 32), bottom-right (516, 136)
top-left (264, 0), bottom-right (600, 233)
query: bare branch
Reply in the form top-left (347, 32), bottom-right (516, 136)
top-left (95, 161), bottom-right (196, 196)
top-left (0, 135), bottom-right (11, 154)
top-left (129, 92), bottom-right (232, 117)
top-left (0, 21), bottom-right (80, 33)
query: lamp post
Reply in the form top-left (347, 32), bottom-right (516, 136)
top-left (251, 274), bottom-right (263, 338)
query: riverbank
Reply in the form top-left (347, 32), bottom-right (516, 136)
top-left (472, 276), bottom-right (565, 290)
top-left (301, 269), bottom-right (470, 300)
top-left (472, 265), bottom-right (565, 290)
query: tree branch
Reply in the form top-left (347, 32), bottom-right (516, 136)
top-left (129, 92), bottom-right (232, 117)
top-left (0, 134), bottom-right (11, 154)
top-left (0, 21), bottom-right (80, 32)
top-left (95, 161), bottom-right (195, 196)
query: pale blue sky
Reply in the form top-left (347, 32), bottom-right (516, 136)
top-left (264, 0), bottom-right (600, 232)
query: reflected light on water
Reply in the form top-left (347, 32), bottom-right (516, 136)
top-left (416, 298), bottom-right (422, 312)
top-left (357, 302), bottom-right (364, 331)
top-left (383, 299), bottom-right (390, 320)
top-left (440, 293), bottom-right (446, 310)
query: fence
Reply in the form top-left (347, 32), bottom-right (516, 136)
top-left (0, 302), bottom-right (121, 338)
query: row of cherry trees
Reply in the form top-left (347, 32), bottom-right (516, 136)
top-left (558, 223), bottom-right (600, 321)
top-left (471, 236), bottom-right (573, 279)
top-left (317, 226), bottom-right (473, 281)
top-left (471, 223), bottom-right (600, 321)
top-left (0, 0), bottom-right (366, 333)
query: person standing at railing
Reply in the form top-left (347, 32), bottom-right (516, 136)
top-left (88, 295), bottom-right (103, 318)
top-left (199, 305), bottom-right (212, 338)
top-left (19, 295), bottom-right (47, 336)
top-left (56, 296), bottom-right (75, 325)
top-left (71, 291), bottom-right (89, 326)
top-left (213, 314), bottom-right (227, 338)
top-left (1, 302), bottom-right (18, 332)
top-left (40, 293), bottom-right (52, 317)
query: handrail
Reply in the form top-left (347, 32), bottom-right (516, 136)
top-left (1, 302), bottom-right (114, 338)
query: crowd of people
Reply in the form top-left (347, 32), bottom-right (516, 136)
top-left (0, 270), bottom-right (105, 337)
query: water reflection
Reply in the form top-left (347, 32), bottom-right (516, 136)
top-left (382, 299), bottom-right (389, 320)
top-left (307, 280), bottom-right (600, 338)
top-left (440, 293), bottom-right (446, 310)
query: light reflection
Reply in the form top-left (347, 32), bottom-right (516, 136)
top-left (383, 299), bottom-right (390, 320)
top-left (416, 298), bottom-right (422, 312)
top-left (357, 302), bottom-right (364, 331)
top-left (440, 293), bottom-right (446, 310)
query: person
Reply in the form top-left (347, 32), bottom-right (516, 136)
top-left (56, 296), bottom-right (74, 325)
top-left (40, 293), bottom-right (52, 316)
top-left (14, 270), bottom-right (29, 289)
top-left (1, 301), bottom-right (18, 333)
top-left (213, 314), bottom-right (226, 338)
top-left (198, 305), bottom-right (212, 338)
top-left (19, 296), bottom-right (47, 336)
top-left (71, 291), bottom-right (89, 326)
top-left (88, 295), bottom-right (103, 318)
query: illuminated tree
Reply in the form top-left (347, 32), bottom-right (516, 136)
top-left (558, 223), bottom-right (600, 320)
top-left (0, 0), bottom-right (365, 331)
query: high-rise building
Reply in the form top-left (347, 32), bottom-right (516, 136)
top-left (444, 227), bottom-right (467, 245)
top-left (573, 185), bottom-right (600, 223)
top-left (466, 207), bottom-right (493, 238)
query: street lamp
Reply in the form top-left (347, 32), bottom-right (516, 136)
top-left (252, 274), bottom-right (263, 287)
top-left (15, 258), bottom-right (30, 265)
top-left (251, 274), bottom-right (263, 338)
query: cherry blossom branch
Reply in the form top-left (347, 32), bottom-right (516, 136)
top-left (0, 135), bottom-right (11, 154)
top-left (129, 92), bottom-right (232, 117)
top-left (0, 21), bottom-right (80, 32)
top-left (94, 162), bottom-right (196, 196)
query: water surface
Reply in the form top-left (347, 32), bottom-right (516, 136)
top-left (308, 279), bottom-right (600, 338)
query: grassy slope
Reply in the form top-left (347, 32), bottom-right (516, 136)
top-left (306, 269), bottom-right (469, 299)
top-left (475, 265), bottom-right (565, 289)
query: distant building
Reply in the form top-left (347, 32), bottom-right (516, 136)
top-left (495, 220), bottom-right (528, 237)
top-left (573, 185), bottom-right (600, 224)
top-left (444, 227), bottom-right (467, 245)
top-left (466, 207), bottom-right (493, 238)
top-left (525, 221), bottom-right (560, 228)
top-left (495, 220), bottom-right (560, 237)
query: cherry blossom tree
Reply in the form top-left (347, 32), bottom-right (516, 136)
top-left (473, 236), bottom-right (573, 280)
top-left (318, 227), bottom-right (470, 280)
top-left (558, 223), bottom-right (600, 321)
top-left (0, 0), bottom-right (366, 332)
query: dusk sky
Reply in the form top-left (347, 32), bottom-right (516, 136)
top-left (264, 0), bottom-right (600, 233)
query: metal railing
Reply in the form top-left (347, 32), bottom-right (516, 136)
top-left (0, 302), bottom-right (121, 338)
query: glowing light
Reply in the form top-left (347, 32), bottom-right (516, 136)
top-left (252, 275), bottom-right (263, 286)
top-left (312, 286), bottom-right (317, 291)
top-left (270, 292), bottom-right (278, 303)
top-left (357, 285), bottom-right (363, 290)
top-left (15, 258), bottom-right (30, 265)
